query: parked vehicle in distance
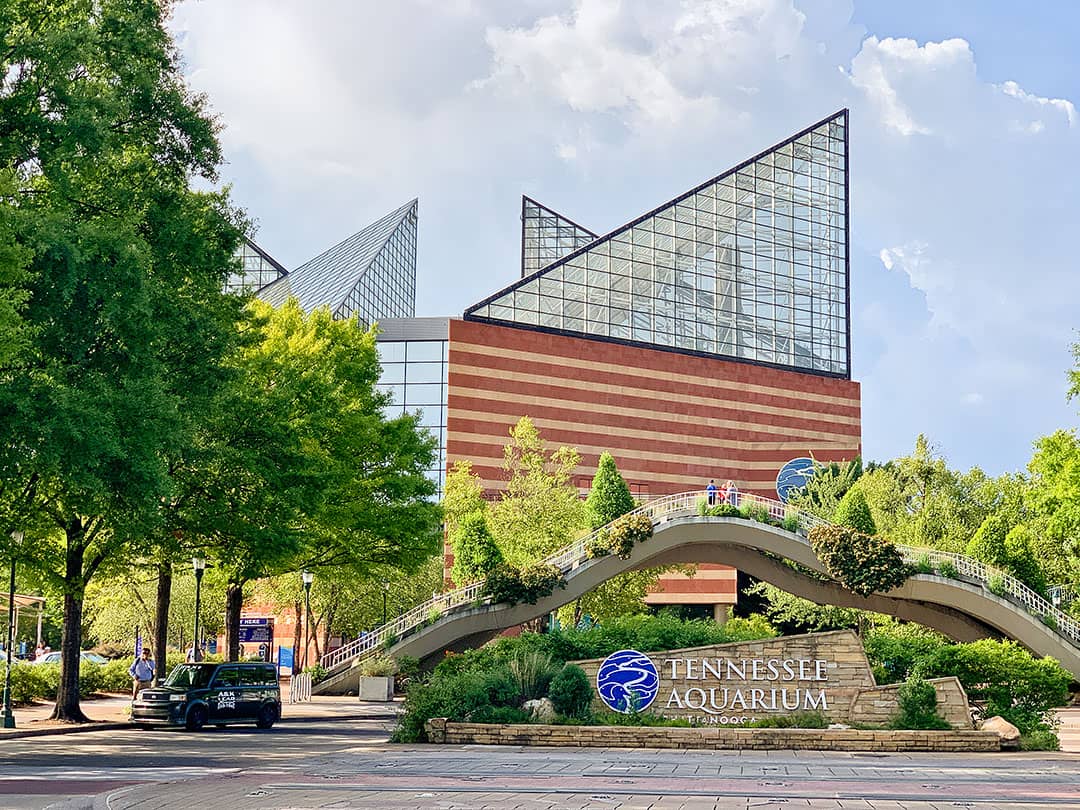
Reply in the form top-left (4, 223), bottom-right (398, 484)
top-left (131, 662), bottom-right (281, 731)
top-left (32, 651), bottom-right (108, 666)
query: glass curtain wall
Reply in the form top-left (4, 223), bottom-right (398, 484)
top-left (468, 112), bottom-right (849, 377)
top-left (521, 197), bottom-right (597, 278)
top-left (376, 339), bottom-right (448, 495)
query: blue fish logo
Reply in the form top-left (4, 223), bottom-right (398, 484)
top-left (596, 649), bottom-right (659, 713)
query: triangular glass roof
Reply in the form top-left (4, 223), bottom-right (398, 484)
top-left (467, 111), bottom-right (849, 378)
top-left (521, 196), bottom-right (598, 278)
top-left (226, 238), bottom-right (288, 295)
top-left (259, 199), bottom-right (418, 322)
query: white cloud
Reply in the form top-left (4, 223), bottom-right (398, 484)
top-left (171, 0), bottom-right (1080, 472)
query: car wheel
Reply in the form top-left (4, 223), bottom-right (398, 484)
top-left (185, 705), bottom-right (208, 732)
top-left (255, 703), bottom-right (279, 729)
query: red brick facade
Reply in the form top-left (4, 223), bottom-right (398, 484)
top-left (445, 319), bottom-right (861, 605)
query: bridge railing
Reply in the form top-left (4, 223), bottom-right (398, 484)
top-left (894, 546), bottom-right (1080, 645)
top-left (320, 490), bottom-right (1080, 672)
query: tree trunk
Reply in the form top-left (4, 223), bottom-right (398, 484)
top-left (291, 599), bottom-right (302, 675)
top-left (224, 581), bottom-right (243, 661)
top-left (153, 561), bottom-right (171, 683)
top-left (51, 525), bottom-right (89, 722)
top-left (320, 605), bottom-right (335, 660)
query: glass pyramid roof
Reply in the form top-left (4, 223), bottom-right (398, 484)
top-left (258, 199), bottom-right (418, 322)
top-left (521, 196), bottom-right (598, 277)
top-left (467, 111), bottom-right (849, 378)
top-left (226, 238), bottom-right (288, 295)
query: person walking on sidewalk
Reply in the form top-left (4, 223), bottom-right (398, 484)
top-left (129, 648), bottom-right (155, 699)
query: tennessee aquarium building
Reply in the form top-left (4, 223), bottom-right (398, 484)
top-left (235, 110), bottom-right (862, 619)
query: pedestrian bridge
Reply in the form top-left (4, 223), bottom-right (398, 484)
top-left (313, 492), bottom-right (1080, 694)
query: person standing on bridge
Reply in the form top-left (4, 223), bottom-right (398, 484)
top-left (726, 480), bottom-right (738, 507)
top-left (706, 479), bottom-right (718, 505)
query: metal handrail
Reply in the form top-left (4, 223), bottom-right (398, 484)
top-left (320, 490), bottom-right (1080, 671)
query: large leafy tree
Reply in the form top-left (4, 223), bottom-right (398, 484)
top-left (1024, 429), bottom-right (1080, 587)
top-left (204, 300), bottom-right (442, 658)
top-left (0, 0), bottom-right (245, 720)
top-left (487, 416), bottom-right (587, 566)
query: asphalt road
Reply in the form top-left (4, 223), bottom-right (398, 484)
top-left (0, 717), bottom-right (393, 810)
top-left (2, 721), bottom-right (1080, 810)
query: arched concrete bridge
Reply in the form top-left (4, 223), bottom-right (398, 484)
top-left (314, 492), bottom-right (1080, 694)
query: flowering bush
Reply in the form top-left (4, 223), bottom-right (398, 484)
top-left (482, 562), bottom-right (565, 606)
top-left (809, 525), bottom-right (911, 597)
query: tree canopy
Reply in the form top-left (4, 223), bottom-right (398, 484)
top-left (0, 0), bottom-right (246, 720)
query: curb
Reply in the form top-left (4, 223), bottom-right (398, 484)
top-left (0, 713), bottom-right (399, 740)
top-left (0, 721), bottom-right (130, 740)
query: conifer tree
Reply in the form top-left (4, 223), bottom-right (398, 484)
top-left (585, 451), bottom-right (635, 529)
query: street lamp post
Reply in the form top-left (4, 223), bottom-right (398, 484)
top-left (191, 557), bottom-right (206, 663)
top-left (2, 530), bottom-right (23, 729)
top-left (301, 571), bottom-right (314, 671)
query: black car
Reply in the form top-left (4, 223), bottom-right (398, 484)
top-left (131, 662), bottom-right (281, 731)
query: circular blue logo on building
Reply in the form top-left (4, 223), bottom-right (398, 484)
top-left (776, 457), bottom-right (816, 503)
top-left (596, 649), bottom-right (659, 714)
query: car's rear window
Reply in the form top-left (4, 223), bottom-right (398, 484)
top-left (238, 665), bottom-right (278, 686)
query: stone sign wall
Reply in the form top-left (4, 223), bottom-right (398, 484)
top-left (572, 629), bottom-right (971, 728)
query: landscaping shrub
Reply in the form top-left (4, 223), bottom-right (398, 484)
top-left (101, 659), bottom-right (134, 693)
top-left (721, 614), bottom-right (781, 642)
top-left (700, 503), bottom-right (742, 518)
top-left (862, 620), bottom-right (949, 684)
top-left (739, 502), bottom-right (773, 525)
top-left (584, 531), bottom-right (610, 559)
top-left (358, 654), bottom-right (397, 677)
top-left (889, 675), bottom-right (950, 730)
top-left (913, 638), bottom-right (1071, 734)
top-left (469, 705), bottom-right (531, 724)
top-left (548, 664), bottom-right (593, 720)
top-left (392, 665), bottom-right (521, 742)
top-left (937, 560), bottom-right (958, 579)
top-left (914, 554), bottom-right (934, 575)
top-left (604, 513), bottom-right (653, 558)
top-left (77, 660), bottom-right (105, 698)
top-left (9, 663), bottom-right (50, 704)
top-left (987, 574), bottom-right (1007, 597)
top-left (809, 524), bottom-right (911, 596)
top-left (781, 512), bottom-right (802, 534)
top-left (395, 614), bottom-right (780, 740)
top-left (748, 711), bottom-right (828, 729)
top-left (1019, 727), bottom-right (1061, 751)
top-left (508, 650), bottom-right (556, 701)
top-left (482, 563), bottom-right (565, 606)
top-left (303, 664), bottom-right (330, 684)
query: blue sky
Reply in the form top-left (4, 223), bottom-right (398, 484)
top-left (172, 0), bottom-right (1079, 476)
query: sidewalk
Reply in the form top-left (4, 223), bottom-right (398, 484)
top-left (0, 693), bottom-right (401, 740)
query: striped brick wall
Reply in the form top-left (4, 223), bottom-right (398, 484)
top-left (445, 319), bottom-right (861, 605)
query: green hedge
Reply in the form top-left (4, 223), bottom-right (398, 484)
top-left (912, 638), bottom-right (1071, 735)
